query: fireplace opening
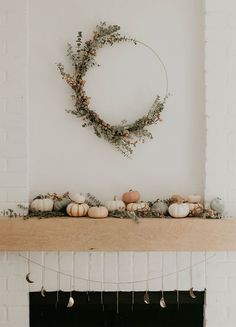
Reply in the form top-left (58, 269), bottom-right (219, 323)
top-left (30, 291), bottom-right (205, 327)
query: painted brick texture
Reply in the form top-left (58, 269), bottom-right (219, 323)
top-left (0, 0), bottom-right (28, 214)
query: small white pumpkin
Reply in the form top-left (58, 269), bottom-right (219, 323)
top-left (69, 193), bottom-right (85, 204)
top-left (127, 202), bottom-right (149, 212)
top-left (187, 195), bottom-right (202, 203)
top-left (104, 196), bottom-right (126, 211)
top-left (30, 198), bottom-right (54, 212)
top-left (88, 206), bottom-right (108, 218)
top-left (168, 203), bottom-right (190, 218)
top-left (66, 202), bottom-right (89, 217)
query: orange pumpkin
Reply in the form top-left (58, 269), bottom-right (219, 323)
top-left (122, 190), bottom-right (140, 204)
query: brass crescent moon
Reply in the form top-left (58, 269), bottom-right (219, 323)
top-left (189, 287), bottom-right (197, 299)
top-left (144, 291), bottom-right (150, 304)
top-left (41, 286), bottom-right (46, 297)
top-left (160, 297), bottom-right (167, 308)
top-left (26, 273), bottom-right (34, 284)
top-left (67, 296), bottom-right (74, 308)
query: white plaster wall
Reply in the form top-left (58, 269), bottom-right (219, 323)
top-left (29, 0), bottom-right (205, 201)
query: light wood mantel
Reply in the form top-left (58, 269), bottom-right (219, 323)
top-left (0, 217), bottom-right (236, 251)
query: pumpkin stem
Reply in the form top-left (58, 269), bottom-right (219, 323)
top-left (114, 195), bottom-right (117, 201)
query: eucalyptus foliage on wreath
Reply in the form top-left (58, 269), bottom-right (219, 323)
top-left (57, 22), bottom-right (168, 156)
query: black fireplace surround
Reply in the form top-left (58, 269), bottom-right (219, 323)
top-left (30, 291), bottom-right (205, 327)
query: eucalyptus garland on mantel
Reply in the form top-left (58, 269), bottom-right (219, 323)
top-left (57, 22), bottom-right (168, 156)
top-left (0, 191), bottom-right (224, 221)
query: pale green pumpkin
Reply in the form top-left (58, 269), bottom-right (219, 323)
top-left (152, 201), bottom-right (168, 215)
top-left (54, 196), bottom-right (71, 211)
top-left (210, 197), bottom-right (224, 214)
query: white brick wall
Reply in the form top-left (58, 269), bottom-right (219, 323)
top-left (0, 0), bottom-right (28, 214)
top-left (205, 0), bottom-right (236, 215)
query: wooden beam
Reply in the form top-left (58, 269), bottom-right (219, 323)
top-left (0, 217), bottom-right (235, 251)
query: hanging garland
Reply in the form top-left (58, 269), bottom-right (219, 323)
top-left (57, 22), bottom-right (168, 157)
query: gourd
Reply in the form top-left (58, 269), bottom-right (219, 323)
top-left (53, 193), bottom-right (71, 211)
top-left (152, 201), bottom-right (168, 215)
top-left (30, 197), bottom-right (54, 212)
top-left (122, 190), bottom-right (140, 204)
top-left (66, 202), bottom-right (89, 217)
top-left (210, 197), bottom-right (224, 214)
top-left (127, 202), bottom-right (149, 212)
top-left (104, 196), bottom-right (126, 211)
top-left (69, 193), bottom-right (85, 204)
top-left (168, 203), bottom-right (190, 218)
top-left (187, 195), bottom-right (202, 203)
top-left (88, 206), bottom-right (108, 218)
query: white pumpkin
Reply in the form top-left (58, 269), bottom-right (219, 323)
top-left (168, 203), bottom-right (190, 218)
top-left (88, 206), bottom-right (108, 218)
top-left (66, 202), bottom-right (89, 217)
top-left (127, 202), bottom-right (149, 212)
top-left (187, 195), bottom-right (202, 203)
top-left (69, 193), bottom-right (85, 204)
top-left (30, 198), bottom-right (54, 212)
top-left (104, 196), bottom-right (126, 211)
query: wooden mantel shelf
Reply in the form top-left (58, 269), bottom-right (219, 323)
top-left (0, 217), bottom-right (236, 251)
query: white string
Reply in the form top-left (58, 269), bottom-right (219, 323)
top-left (56, 251), bottom-right (60, 304)
top-left (203, 252), bottom-right (207, 327)
top-left (27, 251), bottom-right (30, 274)
top-left (116, 252), bottom-right (119, 314)
top-left (161, 252), bottom-right (164, 292)
top-left (101, 252), bottom-right (105, 310)
top-left (117, 252), bottom-right (120, 292)
top-left (41, 252), bottom-right (45, 287)
top-left (190, 252), bottom-right (193, 289)
top-left (146, 252), bottom-right (149, 292)
top-left (87, 252), bottom-right (92, 293)
top-left (71, 251), bottom-right (75, 293)
top-left (57, 252), bottom-right (60, 290)
top-left (176, 252), bottom-right (179, 309)
top-left (176, 252), bottom-right (178, 291)
top-left (131, 252), bottom-right (135, 310)
top-left (19, 253), bottom-right (216, 285)
top-left (27, 251), bottom-right (30, 292)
